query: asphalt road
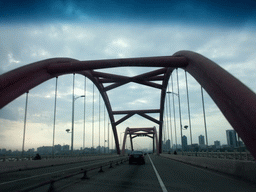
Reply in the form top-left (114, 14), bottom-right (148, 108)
top-left (59, 154), bottom-right (256, 192)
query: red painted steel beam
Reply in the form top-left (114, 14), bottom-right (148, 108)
top-left (132, 68), bottom-right (167, 81)
top-left (112, 109), bottom-right (160, 115)
top-left (153, 126), bottom-right (160, 155)
top-left (46, 56), bottom-right (187, 74)
top-left (115, 113), bottom-right (135, 126)
top-left (137, 113), bottom-right (160, 124)
top-left (146, 75), bottom-right (165, 81)
top-left (92, 71), bottom-right (130, 82)
top-left (132, 80), bottom-right (163, 89)
top-left (173, 50), bottom-right (256, 159)
top-left (121, 127), bottom-right (129, 155)
top-left (104, 82), bottom-right (128, 92)
top-left (103, 68), bottom-right (167, 91)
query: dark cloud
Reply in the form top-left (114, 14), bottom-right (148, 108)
top-left (1, 0), bottom-right (255, 26)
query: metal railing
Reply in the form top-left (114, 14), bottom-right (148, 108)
top-left (17, 157), bottom-right (128, 192)
top-left (0, 153), bottom-right (116, 162)
top-left (166, 151), bottom-right (255, 161)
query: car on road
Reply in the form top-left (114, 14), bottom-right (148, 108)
top-left (129, 151), bottom-right (145, 165)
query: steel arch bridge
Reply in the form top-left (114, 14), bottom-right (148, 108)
top-left (1, 51), bottom-right (256, 159)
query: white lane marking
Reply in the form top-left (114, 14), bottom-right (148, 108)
top-left (148, 155), bottom-right (168, 192)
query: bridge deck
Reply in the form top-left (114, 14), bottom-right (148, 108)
top-left (58, 154), bottom-right (256, 192)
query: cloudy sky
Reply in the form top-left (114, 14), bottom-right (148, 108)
top-left (0, 0), bottom-right (256, 151)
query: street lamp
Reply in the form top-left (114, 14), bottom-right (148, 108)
top-left (166, 91), bottom-right (179, 97)
top-left (183, 125), bottom-right (188, 130)
top-left (71, 95), bottom-right (85, 155)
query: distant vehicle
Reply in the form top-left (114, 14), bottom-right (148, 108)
top-left (33, 153), bottom-right (41, 160)
top-left (129, 151), bottom-right (145, 165)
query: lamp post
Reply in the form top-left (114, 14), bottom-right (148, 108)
top-left (71, 95), bottom-right (85, 155)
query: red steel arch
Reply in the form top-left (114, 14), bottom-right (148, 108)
top-left (0, 51), bottom-right (255, 158)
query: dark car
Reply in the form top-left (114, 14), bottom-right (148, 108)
top-left (33, 153), bottom-right (41, 160)
top-left (129, 151), bottom-right (145, 165)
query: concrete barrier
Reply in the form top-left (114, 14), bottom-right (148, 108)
top-left (161, 154), bottom-right (256, 183)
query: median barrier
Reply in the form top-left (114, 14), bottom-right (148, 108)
top-left (17, 157), bottom-right (128, 192)
top-left (0, 155), bottom-right (119, 173)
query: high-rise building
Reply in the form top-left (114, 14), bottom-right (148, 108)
top-left (214, 140), bottom-right (221, 149)
top-left (198, 135), bottom-right (205, 149)
top-left (198, 135), bottom-right (205, 145)
top-left (182, 136), bottom-right (187, 150)
top-left (166, 139), bottom-right (171, 151)
top-left (226, 130), bottom-right (238, 148)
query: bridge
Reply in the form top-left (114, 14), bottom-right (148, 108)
top-left (0, 50), bottom-right (256, 191)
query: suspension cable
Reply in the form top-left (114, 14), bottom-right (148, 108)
top-left (185, 71), bottom-right (192, 145)
top-left (52, 77), bottom-right (58, 158)
top-left (21, 91), bottom-right (29, 158)
top-left (83, 77), bottom-right (86, 149)
top-left (108, 117), bottom-right (110, 153)
top-left (167, 83), bottom-right (173, 151)
top-left (201, 86), bottom-right (208, 148)
top-left (98, 92), bottom-right (101, 153)
top-left (171, 74), bottom-right (177, 150)
top-left (176, 69), bottom-right (183, 153)
top-left (104, 104), bottom-right (106, 154)
top-left (163, 102), bottom-right (167, 152)
top-left (165, 96), bottom-right (170, 151)
top-left (112, 125), bottom-right (114, 152)
top-left (92, 84), bottom-right (94, 151)
top-left (71, 74), bottom-right (75, 153)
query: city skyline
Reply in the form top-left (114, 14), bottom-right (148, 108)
top-left (1, 129), bottom-right (242, 153)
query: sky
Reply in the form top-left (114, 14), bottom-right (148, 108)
top-left (0, 0), bottom-right (256, 151)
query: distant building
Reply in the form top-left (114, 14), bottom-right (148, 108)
top-left (198, 135), bottom-right (205, 148)
top-left (27, 148), bottom-right (35, 153)
top-left (62, 145), bottom-right (70, 151)
top-left (166, 139), bottom-right (171, 151)
top-left (182, 136), bottom-right (188, 150)
top-left (173, 144), bottom-right (182, 149)
top-left (162, 141), bottom-right (166, 152)
top-left (1, 149), bottom-right (7, 154)
top-left (54, 144), bottom-right (61, 153)
top-left (237, 140), bottom-right (245, 147)
top-left (37, 146), bottom-right (52, 154)
top-left (214, 140), bottom-right (221, 149)
top-left (226, 130), bottom-right (238, 148)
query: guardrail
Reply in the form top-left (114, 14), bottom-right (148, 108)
top-left (0, 153), bottom-right (116, 162)
top-left (165, 151), bottom-right (255, 161)
top-left (17, 157), bottom-right (128, 192)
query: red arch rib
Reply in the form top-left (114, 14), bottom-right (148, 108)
top-left (0, 52), bottom-right (256, 159)
top-left (173, 50), bottom-right (256, 159)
